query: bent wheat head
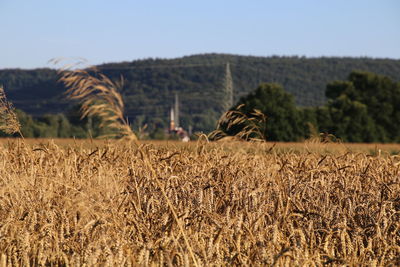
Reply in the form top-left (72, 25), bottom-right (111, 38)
top-left (0, 86), bottom-right (23, 138)
top-left (55, 63), bottom-right (137, 141)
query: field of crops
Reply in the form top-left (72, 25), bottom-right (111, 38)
top-left (0, 139), bottom-right (399, 266)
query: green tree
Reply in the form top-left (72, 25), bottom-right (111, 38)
top-left (16, 109), bottom-right (35, 137)
top-left (323, 71), bottom-right (400, 142)
top-left (223, 83), bottom-right (303, 141)
top-left (326, 95), bottom-right (377, 142)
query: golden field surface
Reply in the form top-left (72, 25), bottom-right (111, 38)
top-left (2, 138), bottom-right (400, 154)
top-left (0, 139), bottom-right (399, 266)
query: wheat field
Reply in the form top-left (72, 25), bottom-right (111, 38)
top-left (0, 139), bottom-right (398, 266)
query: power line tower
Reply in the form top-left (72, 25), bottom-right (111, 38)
top-left (222, 62), bottom-right (234, 112)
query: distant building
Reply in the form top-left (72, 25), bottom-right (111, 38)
top-left (169, 104), bottom-right (189, 142)
top-left (169, 107), bottom-right (176, 131)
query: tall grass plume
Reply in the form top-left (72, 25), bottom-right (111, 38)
top-left (53, 60), bottom-right (137, 141)
top-left (209, 104), bottom-right (267, 141)
top-left (0, 86), bottom-right (23, 138)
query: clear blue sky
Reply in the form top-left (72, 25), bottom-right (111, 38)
top-left (1, 0), bottom-right (399, 69)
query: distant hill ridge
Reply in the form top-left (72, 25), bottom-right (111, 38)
top-left (1, 53), bottom-right (400, 131)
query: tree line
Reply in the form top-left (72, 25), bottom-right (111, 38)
top-left (1, 54), bottom-right (400, 133)
top-left (1, 70), bottom-right (399, 143)
top-left (221, 71), bottom-right (400, 143)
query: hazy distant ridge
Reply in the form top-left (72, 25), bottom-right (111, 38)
top-left (1, 53), bottom-right (400, 131)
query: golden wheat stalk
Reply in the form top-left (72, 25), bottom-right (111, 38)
top-left (55, 63), bottom-right (137, 141)
top-left (0, 86), bottom-right (23, 138)
top-left (209, 104), bottom-right (267, 141)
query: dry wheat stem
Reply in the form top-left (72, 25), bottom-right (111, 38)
top-left (54, 61), bottom-right (137, 141)
top-left (0, 86), bottom-right (23, 138)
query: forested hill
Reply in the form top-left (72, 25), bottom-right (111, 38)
top-left (1, 53), bottom-right (400, 132)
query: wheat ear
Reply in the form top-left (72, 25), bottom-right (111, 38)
top-left (0, 86), bottom-right (23, 138)
top-left (55, 64), bottom-right (137, 141)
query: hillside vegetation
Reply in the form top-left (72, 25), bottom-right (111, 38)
top-left (1, 54), bottom-right (400, 133)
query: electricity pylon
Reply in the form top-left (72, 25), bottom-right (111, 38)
top-left (222, 62), bottom-right (234, 112)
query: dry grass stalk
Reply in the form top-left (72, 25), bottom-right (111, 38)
top-left (209, 104), bottom-right (267, 142)
top-left (0, 86), bottom-right (23, 138)
top-left (54, 61), bottom-right (137, 141)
